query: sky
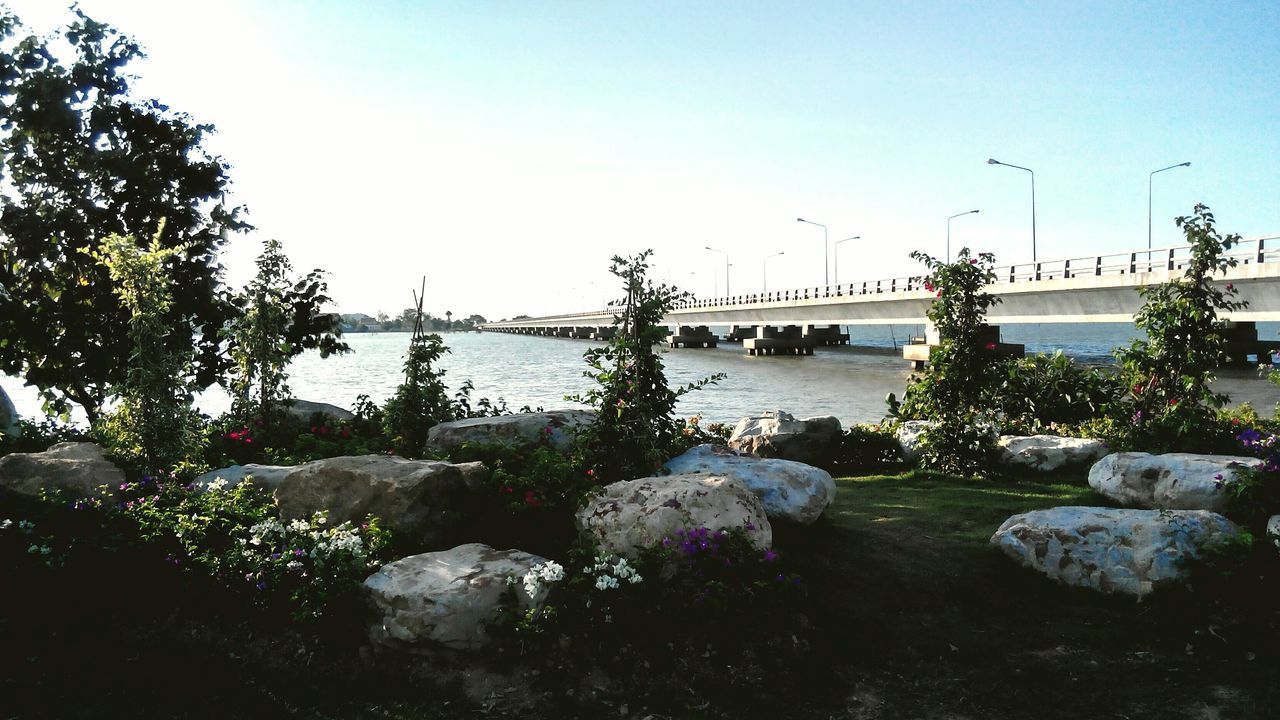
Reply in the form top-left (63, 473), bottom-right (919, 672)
top-left (4, 0), bottom-right (1278, 320)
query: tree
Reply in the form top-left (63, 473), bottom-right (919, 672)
top-left (568, 251), bottom-right (723, 483)
top-left (225, 239), bottom-right (347, 429)
top-left (89, 225), bottom-right (204, 472)
top-left (0, 9), bottom-right (248, 421)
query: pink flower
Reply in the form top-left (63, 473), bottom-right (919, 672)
top-left (984, 342), bottom-right (997, 351)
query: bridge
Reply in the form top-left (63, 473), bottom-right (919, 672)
top-left (480, 237), bottom-right (1280, 362)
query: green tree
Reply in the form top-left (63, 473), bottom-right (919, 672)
top-left (1113, 204), bottom-right (1246, 449)
top-left (569, 251), bottom-right (723, 484)
top-left (89, 225), bottom-right (203, 472)
top-left (889, 248), bottom-right (1003, 475)
top-left (382, 333), bottom-right (456, 456)
top-left (225, 239), bottom-right (347, 429)
top-left (0, 9), bottom-right (247, 421)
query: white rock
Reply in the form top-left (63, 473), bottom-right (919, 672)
top-left (1267, 515), bottom-right (1280, 553)
top-left (364, 543), bottom-right (550, 651)
top-left (991, 506), bottom-right (1241, 597)
top-left (427, 410), bottom-right (594, 452)
top-left (727, 410), bottom-right (842, 465)
top-left (1087, 452), bottom-right (1263, 512)
top-left (273, 455), bottom-right (467, 546)
top-left (0, 442), bottom-right (124, 500)
top-left (894, 420), bottom-right (934, 464)
top-left (191, 464), bottom-right (293, 493)
top-left (576, 473), bottom-right (772, 558)
top-left (0, 386), bottom-right (18, 437)
top-left (998, 435), bottom-right (1108, 472)
top-left (286, 399), bottom-right (356, 422)
top-left (664, 444), bottom-right (835, 524)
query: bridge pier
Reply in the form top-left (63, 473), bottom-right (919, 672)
top-left (902, 323), bottom-right (1024, 370)
top-left (590, 326), bottom-right (617, 341)
top-left (803, 324), bottom-right (850, 346)
top-left (743, 325), bottom-right (815, 356)
top-left (724, 325), bottom-right (758, 342)
top-left (666, 325), bottom-right (718, 349)
top-left (1221, 321), bottom-right (1280, 366)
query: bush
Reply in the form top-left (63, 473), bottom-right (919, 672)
top-left (0, 419), bottom-right (90, 457)
top-left (569, 251), bottom-right (723, 483)
top-left (992, 352), bottom-right (1126, 435)
top-left (889, 248), bottom-right (1003, 475)
top-left (830, 423), bottom-right (903, 473)
top-left (382, 333), bottom-right (459, 456)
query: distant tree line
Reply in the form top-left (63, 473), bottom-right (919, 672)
top-left (343, 310), bottom-right (488, 333)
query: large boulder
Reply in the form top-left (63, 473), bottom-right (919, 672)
top-left (991, 506), bottom-right (1241, 597)
top-left (664, 444), bottom-right (835, 524)
top-left (427, 410), bottom-right (594, 452)
top-left (192, 464), bottom-right (293, 493)
top-left (576, 473), bottom-right (771, 558)
top-left (1268, 515), bottom-right (1280, 553)
top-left (273, 455), bottom-right (468, 546)
top-left (0, 442), bottom-right (124, 500)
top-left (1087, 452), bottom-right (1263, 512)
top-left (894, 420), bottom-right (934, 464)
top-left (364, 543), bottom-right (550, 651)
top-left (998, 435), bottom-right (1108, 472)
top-left (286, 399), bottom-right (356, 422)
top-left (0, 385), bottom-right (18, 437)
top-left (727, 410), bottom-right (842, 466)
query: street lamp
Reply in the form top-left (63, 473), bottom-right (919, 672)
top-left (834, 236), bottom-right (860, 285)
top-left (762, 251), bottom-right (785, 293)
top-left (946, 210), bottom-right (980, 263)
top-left (796, 218), bottom-right (828, 287)
top-left (1148, 162), bottom-right (1191, 249)
top-left (705, 246), bottom-right (730, 297)
top-left (988, 158), bottom-right (1036, 263)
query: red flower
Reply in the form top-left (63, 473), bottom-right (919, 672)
top-left (969, 259), bottom-right (978, 265)
top-left (502, 486), bottom-right (514, 494)
top-left (1132, 384), bottom-right (1143, 394)
top-left (1226, 282), bottom-right (1234, 290)
top-left (310, 426), bottom-right (317, 433)
top-left (984, 342), bottom-right (997, 351)
top-left (1169, 398), bottom-right (1179, 407)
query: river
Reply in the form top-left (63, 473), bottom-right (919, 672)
top-left (4, 322), bottom-right (1279, 426)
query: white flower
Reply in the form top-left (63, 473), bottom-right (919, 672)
top-left (595, 575), bottom-right (619, 591)
top-left (628, 573), bottom-right (643, 584)
top-left (249, 536), bottom-right (262, 546)
top-left (1, 519), bottom-right (12, 530)
top-left (18, 520), bottom-right (34, 531)
top-left (286, 560), bottom-right (303, 571)
top-left (206, 477), bottom-right (229, 492)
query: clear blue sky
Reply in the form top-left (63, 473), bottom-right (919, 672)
top-left (6, 0), bottom-right (1278, 319)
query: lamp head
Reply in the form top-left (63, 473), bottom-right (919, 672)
top-left (796, 217), bottom-right (804, 222)
top-left (987, 158), bottom-right (999, 165)
top-left (1180, 162), bottom-right (1191, 167)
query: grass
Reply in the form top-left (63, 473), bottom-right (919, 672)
top-left (4, 469), bottom-right (1279, 719)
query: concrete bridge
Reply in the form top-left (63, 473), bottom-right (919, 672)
top-left (481, 237), bottom-right (1280, 362)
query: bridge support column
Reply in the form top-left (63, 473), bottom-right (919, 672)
top-left (1221, 321), bottom-right (1280, 366)
top-left (666, 325), bottom-right (718, 349)
top-left (902, 323), bottom-right (1024, 370)
top-left (803, 324), bottom-right (850, 346)
top-left (724, 325), bottom-right (758, 342)
top-left (743, 325), bottom-right (815, 356)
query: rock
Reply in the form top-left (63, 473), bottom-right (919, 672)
top-left (894, 420), bottom-right (934, 464)
top-left (273, 455), bottom-right (468, 546)
top-left (990, 506), bottom-right (1241, 596)
top-left (1268, 515), bottom-right (1280, 553)
top-left (1087, 452), bottom-right (1264, 512)
top-left (664, 444), bottom-right (835, 524)
top-left (286, 399), bottom-right (356, 422)
top-left (727, 410), bottom-right (842, 466)
top-left (427, 410), bottom-right (595, 452)
top-left (365, 543), bottom-right (550, 651)
top-left (453, 461), bottom-right (489, 494)
top-left (0, 385), bottom-right (18, 437)
top-left (0, 442), bottom-right (124, 500)
top-left (576, 473), bottom-right (771, 558)
top-left (998, 435), bottom-right (1108, 472)
top-left (192, 464), bottom-right (293, 493)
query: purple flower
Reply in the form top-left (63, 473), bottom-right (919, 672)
top-left (293, 549), bottom-right (305, 557)
top-left (774, 573), bottom-right (786, 582)
top-left (744, 522), bottom-right (756, 531)
top-left (270, 553), bottom-right (281, 561)
top-left (764, 550), bottom-right (779, 563)
top-left (255, 581), bottom-right (267, 591)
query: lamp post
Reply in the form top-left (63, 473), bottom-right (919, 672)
top-left (946, 210), bottom-right (980, 263)
top-left (834, 236), bottom-right (860, 285)
top-left (796, 217), bottom-right (828, 287)
top-left (705, 246), bottom-right (730, 297)
top-left (763, 251), bottom-right (785, 293)
top-left (987, 158), bottom-right (1036, 263)
top-left (1148, 161), bottom-right (1191, 249)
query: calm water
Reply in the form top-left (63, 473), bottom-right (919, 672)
top-left (4, 323), bottom-right (1279, 426)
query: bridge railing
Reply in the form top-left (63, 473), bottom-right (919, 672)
top-left (485, 237), bottom-right (1278, 325)
top-left (672, 236), bottom-right (1279, 310)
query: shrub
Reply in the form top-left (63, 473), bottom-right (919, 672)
top-left (1113, 204), bottom-right (1246, 452)
top-left (830, 423), bottom-right (904, 473)
top-left (89, 229), bottom-right (205, 475)
top-left (569, 251), bottom-right (723, 483)
top-left (993, 352), bottom-right (1126, 434)
top-left (0, 419), bottom-right (90, 457)
top-left (382, 333), bottom-right (457, 456)
top-left (889, 248), bottom-right (1003, 475)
